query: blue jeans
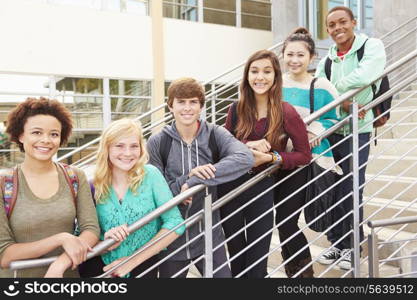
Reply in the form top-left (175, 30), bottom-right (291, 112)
top-left (326, 133), bottom-right (371, 251)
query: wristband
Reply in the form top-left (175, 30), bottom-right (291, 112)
top-left (272, 151), bottom-right (282, 165)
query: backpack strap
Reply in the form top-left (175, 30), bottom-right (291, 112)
top-left (208, 125), bottom-right (220, 164)
top-left (324, 57), bottom-right (332, 81)
top-left (1, 167), bottom-right (18, 218)
top-left (159, 131), bottom-right (173, 172)
top-left (356, 39), bottom-right (367, 61)
top-left (58, 163), bottom-right (79, 207)
top-left (309, 78), bottom-right (318, 114)
top-left (356, 39), bottom-right (377, 96)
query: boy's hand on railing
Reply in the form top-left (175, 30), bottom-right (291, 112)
top-left (342, 100), bottom-right (367, 119)
top-left (59, 233), bottom-right (92, 270)
top-left (181, 183), bottom-right (192, 205)
top-left (188, 164), bottom-right (216, 180)
top-left (246, 139), bottom-right (271, 153)
top-left (104, 224), bottom-right (130, 251)
top-left (358, 104), bottom-right (367, 120)
top-left (103, 256), bottom-right (134, 278)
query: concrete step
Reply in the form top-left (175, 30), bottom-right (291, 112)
top-left (365, 155), bottom-right (417, 178)
top-left (378, 123), bottom-right (417, 139)
top-left (186, 223), bottom-right (412, 278)
top-left (269, 230), bottom-right (401, 278)
top-left (364, 197), bottom-right (417, 232)
top-left (397, 90), bottom-right (417, 101)
top-left (368, 227), bottom-right (417, 275)
top-left (389, 108), bottom-right (417, 123)
top-left (364, 174), bottom-right (417, 202)
top-left (370, 138), bottom-right (417, 156)
top-left (392, 98), bottom-right (417, 108)
top-left (406, 83), bottom-right (417, 91)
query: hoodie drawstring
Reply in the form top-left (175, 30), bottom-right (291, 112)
top-left (195, 139), bottom-right (199, 167)
top-left (180, 140), bottom-right (185, 175)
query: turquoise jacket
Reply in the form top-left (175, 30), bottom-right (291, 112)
top-left (96, 164), bottom-right (185, 276)
top-left (315, 33), bottom-right (386, 135)
top-left (283, 75), bottom-right (342, 174)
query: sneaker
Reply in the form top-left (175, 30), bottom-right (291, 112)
top-left (337, 249), bottom-right (352, 270)
top-left (317, 247), bottom-right (341, 265)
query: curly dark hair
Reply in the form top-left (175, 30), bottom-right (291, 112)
top-left (6, 97), bottom-right (73, 152)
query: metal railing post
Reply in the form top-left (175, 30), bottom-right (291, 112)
top-left (203, 187), bottom-right (213, 278)
top-left (103, 78), bottom-right (111, 128)
top-left (236, 0), bottom-right (241, 28)
top-left (48, 76), bottom-right (56, 99)
top-left (368, 229), bottom-right (380, 277)
top-left (197, 0), bottom-right (203, 22)
top-left (211, 83), bottom-right (216, 124)
top-left (350, 102), bottom-right (361, 277)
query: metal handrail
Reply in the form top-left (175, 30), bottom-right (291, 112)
top-left (368, 216), bottom-right (417, 229)
top-left (56, 102), bottom-right (166, 162)
top-left (202, 42), bottom-right (283, 85)
top-left (9, 184), bottom-right (206, 271)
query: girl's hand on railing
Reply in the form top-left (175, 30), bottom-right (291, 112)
top-left (59, 233), bottom-right (93, 270)
top-left (104, 224), bottom-right (130, 251)
top-left (308, 132), bottom-right (321, 148)
top-left (246, 139), bottom-right (271, 153)
top-left (44, 260), bottom-right (66, 278)
top-left (103, 256), bottom-right (134, 278)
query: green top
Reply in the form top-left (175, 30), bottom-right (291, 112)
top-left (96, 164), bottom-right (185, 275)
top-left (0, 164), bottom-right (100, 278)
top-left (315, 33), bottom-right (387, 135)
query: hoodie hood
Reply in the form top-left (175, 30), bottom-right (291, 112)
top-left (327, 33), bottom-right (369, 62)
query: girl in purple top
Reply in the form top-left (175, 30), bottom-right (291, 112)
top-left (218, 50), bottom-right (311, 278)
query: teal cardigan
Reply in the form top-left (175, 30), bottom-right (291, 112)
top-left (96, 164), bottom-right (185, 271)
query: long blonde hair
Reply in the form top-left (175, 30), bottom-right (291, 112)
top-left (94, 118), bottom-right (149, 203)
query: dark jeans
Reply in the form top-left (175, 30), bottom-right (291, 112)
top-left (274, 167), bottom-right (312, 263)
top-left (158, 245), bottom-right (231, 278)
top-left (326, 133), bottom-right (371, 251)
top-left (218, 173), bottom-right (274, 278)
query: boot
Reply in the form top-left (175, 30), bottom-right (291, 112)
top-left (284, 256), bottom-right (315, 278)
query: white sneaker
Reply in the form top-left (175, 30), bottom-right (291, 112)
top-left (338, 249), bottom-right (352, 270)
top-left (317, 247), bottom-right (341, 265)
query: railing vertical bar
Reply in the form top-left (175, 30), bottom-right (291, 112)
top-left (351, 102), bottom-right (361, 277)
top-left (203, 187), bottom-right (213, 278)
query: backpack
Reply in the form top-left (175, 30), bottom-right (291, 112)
top-left (1, 163), bottom-right (79, 218)
top-left (324, 39), bottom-right (392, 128)
top-left (159, 126), bottom-right (220, 172)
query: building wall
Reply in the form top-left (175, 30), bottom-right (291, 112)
top-left (0, 0), bottom-right (273, 82)
top-left (373, 0), bottom-right (417, 36)
top-left (271, 0), bottom-right (299, 44)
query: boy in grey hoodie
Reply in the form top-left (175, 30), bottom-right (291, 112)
top-left (147, 77), bottom-right (254, 278)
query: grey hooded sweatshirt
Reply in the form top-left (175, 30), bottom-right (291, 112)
top-left (147, 120), bottom-right (254, 260)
